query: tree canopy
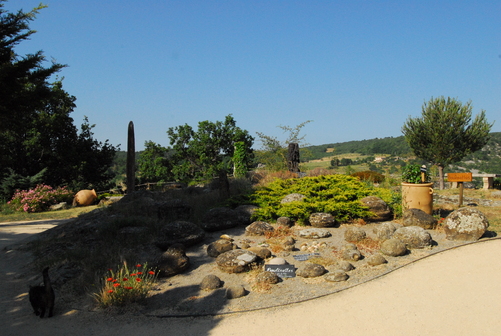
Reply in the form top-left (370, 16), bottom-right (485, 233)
top-left (402, 96), bottom-right (493, 189)
top-left (0, 1), bottom-right (117, 199)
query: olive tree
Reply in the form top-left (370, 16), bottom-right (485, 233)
top-left (402, 96), bottom-right (493, 189)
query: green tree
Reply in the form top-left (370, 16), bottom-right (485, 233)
top-left (255, 120), bottom-right (312, 171)
top-left (166, 115), bottom-right (253, 183)
top-left (402, 96), bottom-right (493, 189)
top-left (0, 2), bottom-right (117, 197)
top-left (138, 141), bottom-right (172, 183)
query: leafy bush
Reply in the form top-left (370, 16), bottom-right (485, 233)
top-left (351, 170), bottom-right (385, 183)
top-left (7, 185), bottom-right (74, 213)
top-left (250, 174), bottom-right (394, 224)
top-left (401, 164), bottom-right (428, 183)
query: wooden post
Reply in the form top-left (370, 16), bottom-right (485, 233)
top-left (126, 121), bottom-right (135, 194)
top-left (458, 182), bottom-right (464, 206)
top-left (447, 173), bottom-right (472, 207)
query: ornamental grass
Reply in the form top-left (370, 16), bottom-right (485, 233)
top-left (95, 262), bottom-right (158, 307)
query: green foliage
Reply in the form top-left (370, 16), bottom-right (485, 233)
top-left (250, 174), bottom-right (394, 224)
top-left (7, 184), bottom-right (74, 213)
top-left (351, 170), bottom-right (385, 183)
top-left (232, 141), bottom-right (247, 178)
top-left (167, 115), bottom-right (253, 183)
top-left (401, 164), bottom-right (428, 184)
top-left (402, 96), bottom-right (493, 188)
top-left (137, 141), bottom-right (172, 183)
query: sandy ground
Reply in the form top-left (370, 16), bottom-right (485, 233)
top-left (1, 219), bottom-right (501, 336)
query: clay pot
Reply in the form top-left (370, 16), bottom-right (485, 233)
top-left (401, 182), bottom-right (434, 215)
top-left (73, 189), bottom-right (97, 206)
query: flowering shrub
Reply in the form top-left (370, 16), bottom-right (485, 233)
top-left (95, 262), bottom-right (158, 307)
top-left (8, 184), bottom-right (74, 213)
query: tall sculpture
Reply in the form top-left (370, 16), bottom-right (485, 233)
top-left (287, 143), bottom-right (300, 173)
top-left (127, 121), bottom-right (135, 194)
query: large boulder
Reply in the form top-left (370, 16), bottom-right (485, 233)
top-left (245, 221), bottom-right (274, 236)
top-left (156, 243), bottom-right (190, 277)
top-left (200, 207), bottom-right (242, 232)
top-left (392, 226), bottom-right (432, 249)
top-left (403, 208), bottom-right (438, 230)
top-left (280, 193), bottom-right (306, 204)
top-left (373, 222), bottom-right (400, 240)
top-left (157, 199), bottom-right (192, 222)
top-left (360, 196), bottom-right (393, 222)
top-left (309, 212), bottom-right (338, 228)
top-left (154, 220), bottom-right (205, 251)
top-left (234, 204), bottom-right (259, 225)
top-left (443, 208), bottom-right (489, 241)
top-left (298, 228), bottom-right (332, 239)
top-left (216, 250), bottom-right (258, 273)
top-left (276, 217), bottom-right (294, 227)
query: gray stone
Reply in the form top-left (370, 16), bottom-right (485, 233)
top-left (267, 257), bottom-right (288, 265)
top-left (216, 250), bottom-right (258, 273)
top-left (157, 199), bottom-right (192, 222)
top-left (309, 212), bottom-right (338, 228)
top-left (336, 260), bottom-right (355, 272)
top-left (226, 285), bottom-right (247, 299)
top-left (392, 226), bottom-right (432, 249)
top-left (344, 227), bottom-right (367, 242)
top-left (200, 207), bottom-right (242, 232)
top-left (403, 208), bottom-right (438, 230)
top-left (366, 254), bottom-right (387, 266)
top-left (50, 202), bottom-right (69, 211)
top-left (256, 271), bottom-right (280, 284)
top-left (276, 217), bottom-right (294, 227)
top-left (280, 193), bottom-right (306, 204)
top-left (373, 222), bottom-right (399, 240)
top-left (200, 275), bottom-right (223, 291)
top-left (155, 220), bottom-right (205, 250)
top-left (157, 243), bottom-right (190, 277)
top-left (342, 248), bottom-right (362, 261)
top-left (207, 239), bottom-right (237, 258)
top-left (443, 208), bottom-right (489, 241)
top-left (245, 221), bottom-right (274, 236)
top-left (360, 196), bottom-right (393, 222)
top-left (297, 263), bottom-right (326, 278)
top-left (247, 246), bottom-right (272, 260)
top-left (380, 238), bottom-right (408, 257)
top-left (324, 270), bottom-right (349, 282)
top-left (298, 228), bottom-right (332, 239)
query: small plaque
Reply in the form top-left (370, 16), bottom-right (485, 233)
top-left (264, 264), bottom-right (296, 278)
top-left (448, 173), bottom-right (473, 182)
top-left (293, 253), bottom-right (320, 261)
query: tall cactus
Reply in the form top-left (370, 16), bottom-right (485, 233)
top-left (126, 121), bottom-right (135, 194)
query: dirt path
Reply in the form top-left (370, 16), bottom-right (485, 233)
top-left (2, 220), bottom-right (500, 336)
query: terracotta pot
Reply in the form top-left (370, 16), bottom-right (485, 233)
top-left (74, 189), bottom-right (97, 206)
top-left (401, 182), bottom-right (434, 215)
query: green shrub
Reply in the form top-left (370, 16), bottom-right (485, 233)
top-left (250, 174), bottom-right (394, 224)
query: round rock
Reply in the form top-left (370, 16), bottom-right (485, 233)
top-left (403, 208), bottom-right (438, 230)
top-left (373, 222), bottom-right (399, 240)
top-left (298, 228), bottom-right (332, 239)
top-left (366, 254), bottom-right (387, 266)
top-left (309, 212), bottom-right (337, 228)
top-left (200, 275), bottom-right (223, 291)
top-left (324, 270), bottom-right (349, 282)
top-left (245, 221), bottom-right (274, 236)
top-left (344, 227), bottom-right (367, 242)
top-left (380, 238), bottom-right (408, 257)
top-left (226, 285), bottom-right (247, 299)
top-left (360, 196), bottom-right (393, 222)
top-left (392, 226), bottom-right (432, 249)
top-left (256, 271), bottom-right (280, 284)
top-left (443, 208), bottom-right (489, 241)
top-left (296, 263), bottom-right (326, 278)
top-left (157, 243), bottom-right (190, 277)
top-left (206, 239), bottom-right (236, 258)
top-left (216, 250), bottom-right (258, 273)
top-left (276, 217), bottom-right (294, 227)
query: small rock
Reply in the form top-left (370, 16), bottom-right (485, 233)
top-left (267, 257), bottom-right (288, 265)
top-left (342, 249), bottom-right (362, 261)
top-left (373, 222), bottom-right (399, 240)
top-left (403, 208), bottom-right (438, 229)
top-left (256, 271), bottom-right (280, 284)
top-left (360, 196), bottom-right (393, 222)
top-left (216, 250), bottom-right (258, 273)
top-left (206, 239), bottom-right (236, 258)
top-left (200, 275), bottom-right (223, 291)
top-left (324, 270), bottom-right (349, 282)
top-left (309, 212), bottom-right (338, 228)
top-left (443, 208), bottom-right (489, 241)
top-left (245, 221), bottom-right (274, 236)
top-left (297, 263), bottom-right (326, 278)
top-left (280, 193), bottom-right (306, 204)
top-left (226, 285), bottom-right (247, 299)
top-left (344, 227), bottom-right (367, 242)
top-left (298, 228), bottom-right (332, 239)
top-left (157, 243), bottom-right (190, 277)
top-left (276, 217), bottom-right (294, 227)
top-left (380, 239), bottom-right (408, 257)
top-left (247, 246), bottom-right (272, 259)
top-left (220, 234), bottom-right (233, 241)
top-left (336, 260), bottom-right (355, 272)
top-left (366, 254), bottom-right (387, 266)
top-left (50, 202), bottom-right (69, 211)
top-left (392, 226), bottom-right (433, 249)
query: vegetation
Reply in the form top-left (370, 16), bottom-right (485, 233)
top-left (7, 184), bottom-right (74, 213)
top-left (402, 96), bottom-right (493, 189)
top-left (401, 164), bottom-right (429, 184)
top-left (0, 2), bottom-right (117, 201)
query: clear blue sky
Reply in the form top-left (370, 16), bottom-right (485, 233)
top-left (5, 0), bottom-right (501, 150)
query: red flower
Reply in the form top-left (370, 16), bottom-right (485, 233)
top-left (130, 273), bottom-right (137, 276)
top-left (125, 286), bottom-right (133, 290)
top-left (108, 290), bottom-right (114, 293)
top-left (148, 271), bottom-right (155, 275)
top-left (113, 283), bottom-right (120, 287)
top-left (137, 272), bottom-right (143, 275)
top-left (106, 277), bottom-right (114, 282)
top-left (136, 278), bottom-right (142, 282)
top-left (123, 278), bottom-right (128, 281)
top-left (136, 264), bottom-right (142, 267)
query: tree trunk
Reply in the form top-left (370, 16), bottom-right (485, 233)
top-left (438, 164), bottom-right (444, 190)
top-left (127, 121), bottom-right (135, 194)
top-left (287, 143), bottom-right (300, 173)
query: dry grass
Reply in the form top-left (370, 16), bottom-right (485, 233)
top-left (308, 256), bottom-right (337, 267)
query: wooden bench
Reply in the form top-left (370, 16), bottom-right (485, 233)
top-left (447, 173), bottom-right (500, 189)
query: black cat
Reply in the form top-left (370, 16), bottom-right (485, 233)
top-left (29, 267), bottom-right (55, 318)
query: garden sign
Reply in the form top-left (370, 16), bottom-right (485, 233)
top-left (447, 172), bottom-right (473, 206)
